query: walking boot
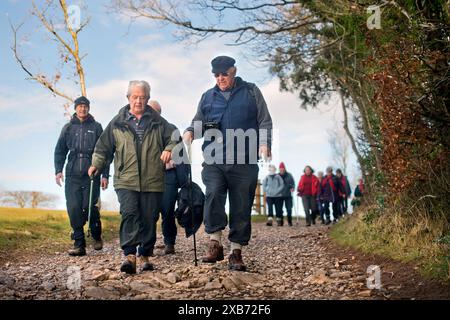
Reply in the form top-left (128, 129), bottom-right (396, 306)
top-left (93, 239), bottom-right (103, 251)
top-left (201, 240), bottom-right (224, 263)
top-left (276, 218), bottom-right (283, 226)
top-left (266, 218), bottom-right (273, 226)
top-left (68, 246), bottom-right (86, 256)
top-left (287, 216), bottom-right (293, 227)
top-left (120, 254), bottom-right (137, 274)
top-left (164, 244), bottom-right (175, 255)
top-left (138, 255), bottom-right (154, 272)
top-left (229, 249), bottom-right (247, 272)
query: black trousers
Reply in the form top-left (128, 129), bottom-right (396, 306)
top-left (65, 176), bottom-right (101, 248)
top-left (160, 172), bottom-right (178, 246)
top-left (323, 201), bottom-right (340, 221)
top-left (280, 196), bottom-right (293, 223)
top-left (339, 196), bottom-right (348, 215)
top-left (202, 163), bottom-right (259, 246)
top-left (116, 189), bottom-right (162, 257)
top-left (266, 197), bottom-right (283, 218)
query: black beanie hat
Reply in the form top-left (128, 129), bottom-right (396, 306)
top-left (74, 96), bottom-right (90, 109)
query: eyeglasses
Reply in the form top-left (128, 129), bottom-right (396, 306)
top-left (214, 72), bottom-right (230, 78)
top-left (130, 96), bottom-right (147, 101)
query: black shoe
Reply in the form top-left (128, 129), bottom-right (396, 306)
top-left (266, 219), bottom-right (273, 226)
top-left (164, 245), bottom-right (175, 255)
top-left (288, 221), bottom-right (293, 227)
top-left (138, 256), bottom-right (154, 271)
top-left (276, 219), bottom-right (283, 226)
top-left (120, 255), bottom-right (137, 274)
top-left (306, 223), bottom-right (311, 227)
top-left (325, 219), bottom-right (331, 225)
top-left (68, 246), bottom-right (86, 256)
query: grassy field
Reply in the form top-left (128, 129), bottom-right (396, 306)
top-left (0, 207), bottom-right (275, 255)
top-left (0, 207), bottom-right (121, 254)
top-left (330, 208), bottom-right (450, 282)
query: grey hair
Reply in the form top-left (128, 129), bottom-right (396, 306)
top-left (127, 80), bottom-right (151, 98)
top-left (149, 100), bottom-right (162, 115)
top-left (326, 166), bottom-right (333, 172)
top-left (317, 171), bottom-right (324, 176)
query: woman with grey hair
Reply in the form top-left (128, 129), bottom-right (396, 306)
top-left (262, 164), bottom-right (284, 226)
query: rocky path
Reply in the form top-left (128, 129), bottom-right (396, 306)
top-left (1, 222), bottom-right (449, 300)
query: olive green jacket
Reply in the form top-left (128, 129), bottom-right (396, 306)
top-left (92, 105), bottom-right (178, 192)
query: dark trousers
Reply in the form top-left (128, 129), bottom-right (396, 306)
top-left (339, 196), bottom-right (348, 215)
top-left (301, 195), bottom-right (318, 224)
top-left (161, 178), bottom-right (178, 246)
top-left (281, 196), bottom-right (293, 223)
top-left (202, 163), bottom-right (259, 246)
top-left (266, 197), bottom-right (283, 218)
top-left (323, 201), bottom-right (340, 221)
top-left (318, 200), bottom-right (326, 223)
top-left (65, 176), bottom-right (101, 248)
top-left (116, 189), bottom-right (162, 257)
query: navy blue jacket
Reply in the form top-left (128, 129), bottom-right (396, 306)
top-left (186, 77), bottom-right (272, 164)
top-left (54, 114), bottom-right (110, 178)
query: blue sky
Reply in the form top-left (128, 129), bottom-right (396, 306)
top-left (0, 0), bottom-right (358, 212)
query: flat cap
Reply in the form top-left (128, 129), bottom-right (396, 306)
top-left (211, 56), bottom-right (236, 73)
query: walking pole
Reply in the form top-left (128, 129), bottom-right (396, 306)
top-left (186, 143), bottom-right (198, 266)
top-left (296, 195), bottom-right (299, 224)
top-left (87, 175), bottom-right (94, 238)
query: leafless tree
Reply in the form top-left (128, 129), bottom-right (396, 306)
top-left (327, 126), bottom-right (350, 175)
top-left (0, 191), bottom-right (58, 208)
top-left (30, 191), bottom-right (59, 209)
top-left (1, 191), bottom-right (30, 208)
top-left (9, 0), bottom-right (90, 118)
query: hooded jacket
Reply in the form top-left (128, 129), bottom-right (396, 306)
top-left (262, 174), bottom-right (284, 197)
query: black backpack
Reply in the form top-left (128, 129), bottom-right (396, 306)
top-left (174, 181), bottom-right (205, 238)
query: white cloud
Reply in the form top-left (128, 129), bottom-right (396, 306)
top-left (0, 34), bottom-right (360, 211)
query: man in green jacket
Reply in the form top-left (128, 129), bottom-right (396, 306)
top-left (88, 80), bottom-right (177, 274)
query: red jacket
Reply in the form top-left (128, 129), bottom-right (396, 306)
top-left (297, 174), bottom-right (319, 197)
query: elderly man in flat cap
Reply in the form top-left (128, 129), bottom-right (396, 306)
top-left (54, 96), bottom-right (110, 256)
top-left (183, 56), bottom-right (273, 271)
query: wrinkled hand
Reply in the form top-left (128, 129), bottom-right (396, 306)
top-left (55, 172), bottom-right (64, 187)
top-left (183, 131), bottom-right (193, 145)
top-left (259, 145), bottom-right (272, 162)
top-left (88, 166), bottom-right (98, 178)
top-left (160, 151), bottom-right (172, 164)
top-left (101, 177), bottom-right (109, 190)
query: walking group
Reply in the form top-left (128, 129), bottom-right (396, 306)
top-left (263, 164), bottom-right (364, 226)
top-left (54, 56), bottom-right (273, 274)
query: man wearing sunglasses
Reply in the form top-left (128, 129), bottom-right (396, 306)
top-left (183, 56), bottom-right (273, 271)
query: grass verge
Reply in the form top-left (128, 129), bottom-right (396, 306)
top-left (330, 205), bottom-right (450, 282)
top-left (0, 207), bottom-right (121, 255)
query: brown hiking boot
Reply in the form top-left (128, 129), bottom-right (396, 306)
top-left (138, 255), bottom-right (154, 272)
top-left (120, 254), bottom-right (136, 274)
top-left (228, 249), bottom-right (247, 272)
top-left (164, 244), bottom-right (175, 255)
top-left (201, 240), bottom-right (224, 263)
top-left (68, 246), bottom-right (86, 256)
top-left (93, 239), bottom-right (103, 251)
